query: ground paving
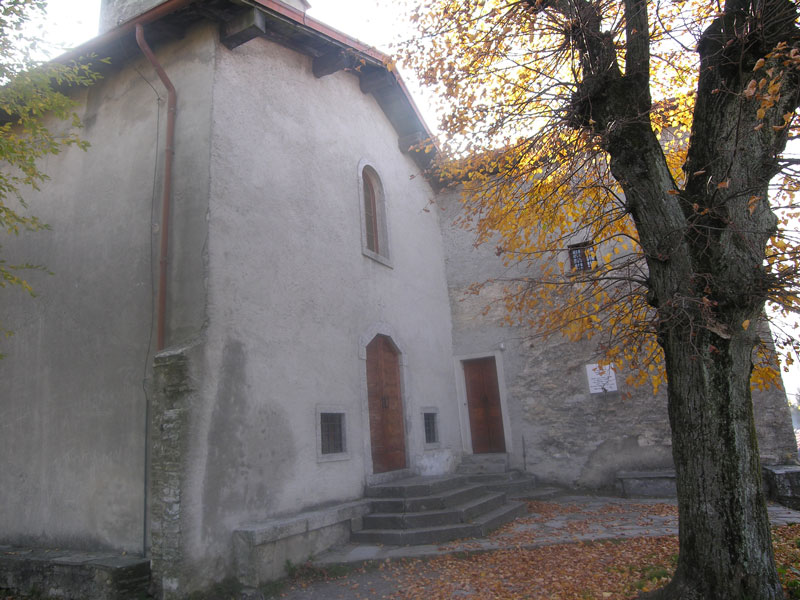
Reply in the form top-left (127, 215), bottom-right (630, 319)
top-left (271, 494), bottom-right (800, 599)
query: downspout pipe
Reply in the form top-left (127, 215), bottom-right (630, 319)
top-left (135, 23), bottom-right (176, 352)
top-left (135, 23), bottom-right (178, 560)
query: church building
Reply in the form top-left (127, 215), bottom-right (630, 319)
top-left (1, 0), bottom-right (794, 596)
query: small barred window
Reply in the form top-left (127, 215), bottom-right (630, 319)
top-left (568, 241), bottom-right (595, 271)
top-left (320, 412), bottom-right (345, 454)
top-left (424, 412), bottom-right (438, 445)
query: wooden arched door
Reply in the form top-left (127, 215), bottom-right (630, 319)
top-left (366, 335), bottom-right (406, 473)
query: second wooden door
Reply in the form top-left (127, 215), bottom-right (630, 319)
top-left (463, 356), bottom-right (506, 453)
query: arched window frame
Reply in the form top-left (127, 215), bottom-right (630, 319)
top-left (358, 161), bottom-right (392, 267)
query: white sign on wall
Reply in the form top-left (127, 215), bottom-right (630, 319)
top-left (586, 363), bottom-right (618, 394)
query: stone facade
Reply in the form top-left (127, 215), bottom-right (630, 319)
top-left (150, 346), bottom-right (197, 598)
top-left (438, 186), bottom-right (797, 489)
top-left (0, 549), bottom-right (150, 600)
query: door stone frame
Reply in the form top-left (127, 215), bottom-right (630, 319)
top-left (454, 351), bottom-right (513, 456)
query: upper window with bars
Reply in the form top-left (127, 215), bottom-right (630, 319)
top-left (568, 241), bottom-right (596, 272)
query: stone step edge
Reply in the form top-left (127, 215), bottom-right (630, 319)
top-left (351, 501), bottom-right (526, 545)
top-left (466, 471), bottom-right (533, 482)
top-left (365, 491), bottom-right (507, 524)
top-left (369, 484), bottom-right (490, 510)
top-left (365, 475), bottom-right (468, 498)
top-left (460, 453), bottom-right (509, 461)
top-left (356, 500), bottom-right (525, 537)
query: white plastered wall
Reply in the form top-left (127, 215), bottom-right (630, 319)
top-left (0, 25), bottom-right (216, 552)
top-left (179, 33), bottom-right (462, 578)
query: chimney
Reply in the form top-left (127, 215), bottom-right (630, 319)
top-left (282, 0), bottom-right (311, 12)
top-left (98, 0), bottom-right (169, 33)
top-left (99, 0), bottom-right (312, 34)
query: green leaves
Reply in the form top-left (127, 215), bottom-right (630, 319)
top-left (0, 0), bottom-right (99, 354)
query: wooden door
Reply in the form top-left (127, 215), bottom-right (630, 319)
top-left (366, 335), bottom-right (406, 473)
top-left (463, 357), bottom-right (506, 453)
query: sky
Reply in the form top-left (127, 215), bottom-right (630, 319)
top-left (32, 0), bottom-right (439, 130)
top-left (34, 1), bottom-right (410, 63)
top-left (31, 0), bottom-right (800, 401)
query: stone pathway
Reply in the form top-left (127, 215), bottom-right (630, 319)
top-left (269, 495), bottom-right (800, 599)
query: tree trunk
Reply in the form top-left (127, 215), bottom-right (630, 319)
top-left (564, 0), bottom-right (800, 596)
top-left (614, 134), bottom-right (787, 600)
top-left (644, 324), bottom-right (783, 599)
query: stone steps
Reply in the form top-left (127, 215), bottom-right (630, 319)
top-left (369, 482), bottom-right (486, 513)
top-left (455, 454), bottom-right (538, 496)
top-left (363, 491), bottom-right (507, 530)
top-left (364, 474), bottom-right (469, 498)
top-left (466, 471), bottom-right (538, 497)
top-left (352, 474), bottom-right (526, 546)
top-left (352, 502), bottom-right (526, 545)
top-left (456, 453), bottom-right (510, 474)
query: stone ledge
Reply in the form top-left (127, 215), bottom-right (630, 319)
top-left (0, 547), bottom-right (149, 599)
top-left (616, 465), bottom-right (800, 509)
top-left (615, 470), bottom-right (677, 498)
top-left (233, 500), bottom-right (371, 586)
top-left (763, 465), bottom-right (800, 510)
top-left (235, 500), bottom-right (370, 546)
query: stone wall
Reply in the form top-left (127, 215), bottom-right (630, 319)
top-left (150, 345), bottom-right (197, 599)
top-left (0, 549), bottom-right (149, 600)
top-left (0, 25), bottom-right (215, 554)
top-left (438, 187), bottom-right (797, 489)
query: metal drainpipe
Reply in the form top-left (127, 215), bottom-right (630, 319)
top-left (136, 23), bottom-right (176, 352)
top-left (135, 22), bottom-right (177, 559)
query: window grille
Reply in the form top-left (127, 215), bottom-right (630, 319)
top-left (320, 412), bottom-right (345, 454)
top-left (568, 241), bottom-right (595, 271)
top-left (424, 412), bottom-right (438, 444)
top-left (363, 173), bottom-right (379, 254)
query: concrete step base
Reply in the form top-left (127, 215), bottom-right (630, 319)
top-left (466, 471), bottom-right (537, 496)
top-left (456, 453), bottom-right (509, 474)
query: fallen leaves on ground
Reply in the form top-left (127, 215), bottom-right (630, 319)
top-left (5, 504), bottom-right (800, 599)
top-left (276, 501), bottom-right (800, 599)
top-left (774, 523), bottom-right (800, 599)
top-left (389, 537), bottom-right (679, 599)
top-left (368, 527), bottom-right (800, 599)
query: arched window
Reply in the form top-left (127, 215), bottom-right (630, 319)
top-left (359, 164), bottom-right (391, 266)
top-left (363, 169), bottom-right (380, 254)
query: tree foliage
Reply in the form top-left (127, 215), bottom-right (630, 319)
top-left (402, 0), bottom-right (800, 598)
top-left (0, 0), bottom-right (99, 348)
top-left (403, 0), bottom-right (799, 392)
